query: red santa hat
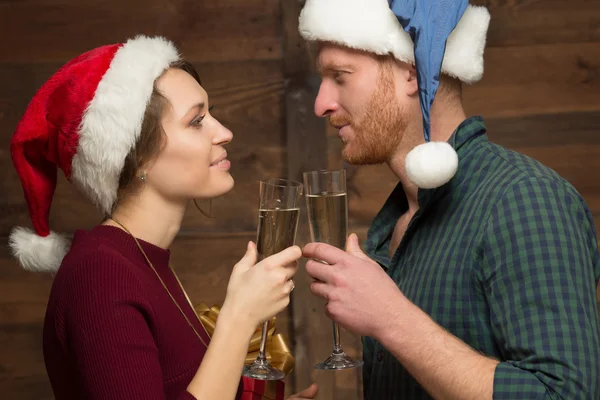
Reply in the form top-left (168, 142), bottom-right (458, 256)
top-left (9, 35), bottom-right (181, 272)
top-left (298, 0), bottom-right (491, 189)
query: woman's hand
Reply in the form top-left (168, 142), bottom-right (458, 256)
top-left (221, 241), bottom-right (300, 333)
top-left (287, 383), bottom-right (319, 399)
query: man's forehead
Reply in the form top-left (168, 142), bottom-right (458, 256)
top-left (316, 43), bottom-right (369, 73)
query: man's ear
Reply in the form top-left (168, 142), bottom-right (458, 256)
top-left (405, 63), bottom-right (419, 97)
top-left (392, 59), bottom-right (419, 97)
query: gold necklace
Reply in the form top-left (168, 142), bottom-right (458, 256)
top-left (109, 217), bottom-right (209, 348)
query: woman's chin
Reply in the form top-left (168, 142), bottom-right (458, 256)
top-left (223, 174), bottom-right (235, 193)
top-left (198, 175), bottom-right (235, 199)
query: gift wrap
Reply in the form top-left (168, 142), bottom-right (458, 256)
top-left (195, 303), bottom-right (295, 400)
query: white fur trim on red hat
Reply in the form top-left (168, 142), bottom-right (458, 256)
top-left (71, 35), bottom-right (180, 215)
top-left (298, 0), bottom-right (490, 84)
top-left (9, 35), bottom-right (181, 273)
top-left (9, 227), bottom-right (70, 272)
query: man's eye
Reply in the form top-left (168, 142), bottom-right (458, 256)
top-left (333, 71), bottom-right (346, 83)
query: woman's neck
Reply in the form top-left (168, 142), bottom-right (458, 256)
top-left (103, 190), bottom-right (187, 249)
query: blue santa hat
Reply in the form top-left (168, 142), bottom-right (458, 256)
top-left (298, 0), bottom-right (490, 189)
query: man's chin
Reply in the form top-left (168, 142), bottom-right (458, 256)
top-left (342, 148), bottom-right (384, 166)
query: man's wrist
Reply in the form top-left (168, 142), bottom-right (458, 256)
top-left (371, 290), bottom-right (413, 347)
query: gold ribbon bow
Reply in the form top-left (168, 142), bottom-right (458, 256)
top-left (195, 303), bottom-right (295, 376)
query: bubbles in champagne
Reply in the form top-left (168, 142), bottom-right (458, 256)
top-left (256, 208), bottom-right (300, 260)
top-left (305, 192), bottom-right (347, 249)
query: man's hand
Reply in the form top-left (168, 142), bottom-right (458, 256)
top-left (286, 383), bottom-right (318, 399)
top-left (303, 233), bottom-right (406, 339)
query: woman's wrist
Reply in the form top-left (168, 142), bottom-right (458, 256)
top-left (217, 302), bottom-right (258, 340)
top-left (187, 303), bottom-right (256, 399)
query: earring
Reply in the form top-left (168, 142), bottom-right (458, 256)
top-left (139, 172), bottom-right (147, 182)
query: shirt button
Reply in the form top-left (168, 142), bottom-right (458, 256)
top-left (377, 350), bottom-right (384, 361)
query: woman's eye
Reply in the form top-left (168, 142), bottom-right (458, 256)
top-left (191, 116), bottom-right (205, 127)
top-left (190, 105), bottom-right (214, 127)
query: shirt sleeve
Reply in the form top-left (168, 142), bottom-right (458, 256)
top-left (361, 336), bottom-right (374, 397)
top-left (481, 177), bottom-right (600, 399)
top-left (60, 247), bottom-right (198, 400)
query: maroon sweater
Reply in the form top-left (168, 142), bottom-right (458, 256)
top-left (43, 225), bottom-right (243, 399)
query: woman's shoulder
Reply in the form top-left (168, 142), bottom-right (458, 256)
top-left (46, 227), bottom-right (155, 324)
top-left (61, 230), bottom-right (129, 272)
top-left (44, 228), bottom-right (159, 346)
top-left (53, 227), bottom-right (148, 296)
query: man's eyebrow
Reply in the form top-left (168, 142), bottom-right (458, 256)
top-left (317, 63), bottom-right (353, 75)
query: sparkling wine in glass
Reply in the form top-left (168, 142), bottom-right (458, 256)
top-left (242, 178), bottom-right (303, 380)
top-left (303, 169), bottom-right (363, 370)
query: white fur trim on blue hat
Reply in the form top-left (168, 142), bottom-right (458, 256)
top-left (298, 0), bottom-right (490, 84)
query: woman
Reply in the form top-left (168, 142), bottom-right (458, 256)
top-left (8, 35), bottom-right (317, 400)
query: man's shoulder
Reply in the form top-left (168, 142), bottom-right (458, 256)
top-left (473, 139), bottom-right (583, 201)
top-left (458, 139), bottom-right (595, 239)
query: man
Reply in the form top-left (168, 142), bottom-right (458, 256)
top-left (298, 0), bottom-right (600, 399)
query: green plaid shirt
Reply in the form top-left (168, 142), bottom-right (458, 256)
top-left (363, 116), bottom-right (600, 399)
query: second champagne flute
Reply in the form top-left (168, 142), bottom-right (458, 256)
top-left (242, 178), bottom-right (303, 380)
top-left (303, 169), bottom-right (364, 370)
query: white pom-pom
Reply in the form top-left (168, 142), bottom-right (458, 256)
top-left (405, 142), bottom-right (459, 189)
top-left (8, 227), bottom-right (70, 272)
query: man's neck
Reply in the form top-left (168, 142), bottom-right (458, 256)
top-left (388, 102), bottom-right (467, 212)
top-left (104, 190), bottom-right (188, 249)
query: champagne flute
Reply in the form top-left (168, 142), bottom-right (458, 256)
top-left (303, 169), bottom-right (364, 370)
top-left (242, 178), bottom-right (303, 380)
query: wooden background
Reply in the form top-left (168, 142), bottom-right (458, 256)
top-left (0, 0), bottom-right (598, 399)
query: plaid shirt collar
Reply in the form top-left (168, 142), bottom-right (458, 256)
top-left (365, 116), bottom-right (488, 268)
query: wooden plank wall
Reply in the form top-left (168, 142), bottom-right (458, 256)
top-left (0, 0), bottom-right (294, 398)
top-left (294, 0), bottom-right (600, 399)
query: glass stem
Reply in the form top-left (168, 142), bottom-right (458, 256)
top-left (257, 320), bottom-right (270, 362)
top-left (332, 321), bottom-right (343, 354)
